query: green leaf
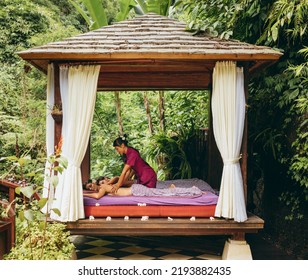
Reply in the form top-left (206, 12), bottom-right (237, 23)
top-left (135, 0), bottom-right (148, 14)
top-left (271, 25), bottom-right (278, 42)
top-left (38, 198), bottom-right (48, 209)
top-left (15, 187), bottom-right (21, 195)
top-left (51, 208), bottom-right (61, 217)
top-left (17, 155), bottom-right (31, 167)
top-left (18, 211), bottom-right (25, 222)
top-left (36, 211), bottom-right (46, 221)
top-left (82, 0), bottom-right (108, 29)
top-left (50, 175), bottom-right (59, 188)
top-left (116, 0), bottom-right (136, 21)
top-left (0, 156), bottom-right (18, 162)
top-left (39, 221), bottom-right (46, 230)
top-left (57, 156), bottom-right (68, 169)
top-left (24, 209), bottom-right (35, 221)
top-left (20, 186), bottom-right (34, 198)
top-left (25, 171), bottom-right (36, 177)
top-left (53, 166), bottom-right (64, 173)
top-left (67, 0), bottom-right (92, 27)
top-left (34, 186), bottom-right (43, 193)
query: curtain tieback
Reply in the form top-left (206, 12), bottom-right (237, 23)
top-left (223, 156), bottom-right (241, 165)
top-left (68, 162), bottom-right (80, 168)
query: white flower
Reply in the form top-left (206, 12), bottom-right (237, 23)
top-left (124, 216), bottom-right (129, 221)
top-left (190, 216), bottom-right (196, 221)
top-left (89, 215), bottom-right (95, 220)
top-left (106, 216), bottom-right (112, 221)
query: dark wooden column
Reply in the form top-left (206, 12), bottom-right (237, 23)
top-left (81, 141), bottom-right (90, 184)
top-left (53, 64), bottom-right (62, 149)
top-left (241, 63), bottom-right (249, 204)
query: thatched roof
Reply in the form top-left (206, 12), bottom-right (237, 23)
top-left (18, 13), bottom-right (282, 90)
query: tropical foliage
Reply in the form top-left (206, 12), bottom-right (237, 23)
top-left (173, 0), bottom-right (307, 258)
top-left (0, 0), bottom-right (307, 259)
top-left (2, 139), bottom-right (74, 260)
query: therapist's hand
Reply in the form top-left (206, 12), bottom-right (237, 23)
top-left (111, 184), bottom-right (120, 194)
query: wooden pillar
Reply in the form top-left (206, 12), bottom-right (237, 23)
top-left (81, 141), bottom-right (90, 184)
top-left (241, 63), bottom-right (249, 205)
top-left (53, 64), bottom-right (62, 149)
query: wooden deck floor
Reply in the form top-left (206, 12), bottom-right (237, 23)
top-left (66, 213), bottom-right (264, 239)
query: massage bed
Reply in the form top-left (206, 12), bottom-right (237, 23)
top-left (83, 178), bottom-right (219, 218)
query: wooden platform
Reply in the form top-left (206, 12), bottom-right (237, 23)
top-left (66, 213), bottom-right (264, 241)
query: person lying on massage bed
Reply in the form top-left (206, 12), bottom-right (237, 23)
top-left (83, 182), bottom-right (203, 199)
top-left (83, 173), bottom-right (133, 193)
top-left (95, 170), bottom-right (134, 187)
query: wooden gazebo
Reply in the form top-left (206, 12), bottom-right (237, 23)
top-left (16, 13), bottom-right (282, 259)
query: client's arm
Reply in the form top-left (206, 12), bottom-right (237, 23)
top-left (83, 187), bottom-right (107, 199)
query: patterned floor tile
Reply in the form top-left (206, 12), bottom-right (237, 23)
top-left (139, 249), bottom-right (170, 258)
top-left (159, 253), bottom-right (192, 260)
top-left (121, 254), bottom-right (156, 260)
top-left (155, 247), bottom-right (180, 253)
top-left (120, 246), bottom-right (150, 254)
top-left (196, 253), bottom-right (222, 260)
top-left (76, 251), bottom-right (98, 260)
top-left (72, 234), bottom-right (295, 260)
top-left (73, 235), bottom-right (222, 260)
top-left (83, 246), bottom-right (114, 255)
top-left (103, 250), bottom-right (134, 259)
top-left (86, 239), bottom-right (115, 247)
top-left (104, 242), bottom-right (132, 250)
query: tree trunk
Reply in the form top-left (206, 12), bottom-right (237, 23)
top-left (114, 91), bottom-right (124, 135)
top-left (158, 90), bottom-right (165, 131)
top-left (143, 92), bottom-right (153, 135)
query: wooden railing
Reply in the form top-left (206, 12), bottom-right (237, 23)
top-left (0, 179), bottom-right (19, 258)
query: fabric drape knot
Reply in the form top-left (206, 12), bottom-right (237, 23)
top-left (223, 157), bottom-right (241, 165)
top-left (68, 162), bottom-right (79, 168)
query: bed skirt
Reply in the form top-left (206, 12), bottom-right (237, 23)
top-left (84, 204), bottom-right (216, 218)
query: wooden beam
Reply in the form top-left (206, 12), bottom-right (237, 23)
top-left (18, 51), bottom-right (282, 62)
top-left (97, 72), bottom-right (211, 90)
top-left (66, 213), bottom-right (264, 237)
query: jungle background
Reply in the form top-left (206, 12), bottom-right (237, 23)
top-left (0, 0), bottom-right (306, 259)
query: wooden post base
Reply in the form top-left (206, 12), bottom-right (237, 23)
top-left (222, 238), bottom-right (252, 260)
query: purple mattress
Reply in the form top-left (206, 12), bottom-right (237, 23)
top-left (84, 191), bottom-right (218, 206)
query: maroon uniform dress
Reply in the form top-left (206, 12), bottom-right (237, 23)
top-left (125, 147), bottom-right (157, 188)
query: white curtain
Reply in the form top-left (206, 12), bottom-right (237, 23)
top-left (50, 65), bottom-right (100, 221)
top-left (212, 61), bottom-right (247, 222)
top-left (42, 63), bottom-right (55, 213)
